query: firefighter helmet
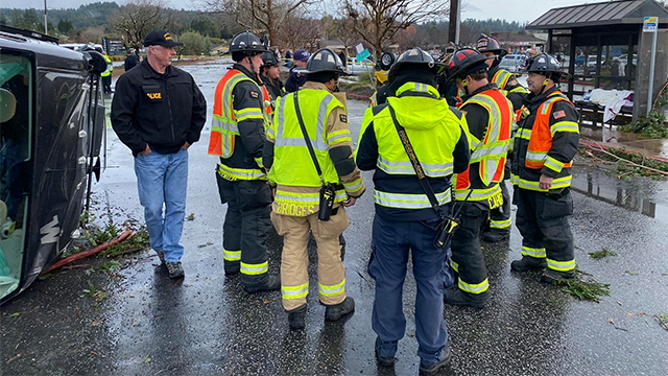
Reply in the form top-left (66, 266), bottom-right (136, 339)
top-left (447, 48), bottom-right (493, 82)
top-left (261, 51), bottom-right (280, 67)
top-left (388, 47), bottom-right (444, 83)
top-left (229, 31), bottom-right (267, 55)
top-left (295, 48), bottom-right (349, 76)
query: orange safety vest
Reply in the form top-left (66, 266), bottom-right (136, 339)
top-left (208, 69), bottom-right (271, 157)
top-left (523, 91), bottom-right (573, 170)
top-left (455, 89), bottom-right (512, 195)
top-left (491, 69), bottom-right (513, 91)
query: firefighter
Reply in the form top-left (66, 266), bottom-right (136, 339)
top-left (356, 48), bottom-right (470, 375)
top-left (260, 50), bottom-right (285, 101)
top-left (476, 35), bottom-right (530, 243)
top-left (443, 48), bottom-right (512, 309)
top-left (510, 53), bottom-right (579, 283)
top-left (263, 48), bottom-right (365, 330)
top-left (208, 31), bottom-right (280, 293)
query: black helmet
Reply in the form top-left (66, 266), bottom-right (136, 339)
top-left (295, 48), bottom-right (348, 76)
top-left (261, 51), bottom-right (280, 68)
top-left (447, 48), bottom-right (493, 82)
top-left (388, 47), bottom-right (443, 83)
top-left (526, 53), bottom-right (564, 77)
top-left (229, 31), bottom-right (267, 55)
top-left (476, 35), bottom-right (507, 67)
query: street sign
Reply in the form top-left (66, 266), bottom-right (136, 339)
top-left (643, 16), bottom-right (658, 32)
top-left (356, 49), bottom-right (370, 62)
top-left (355, 43), bottom-right (364, 54)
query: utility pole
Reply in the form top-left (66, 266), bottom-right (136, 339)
top-left (43, 0), bottom-right (47, 34)
top-left (448, 0), bottom-right (461, 44)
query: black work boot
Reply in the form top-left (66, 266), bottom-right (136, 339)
top-left (287, 304), bottom-right (307, 331)
top-left (375, 337), bottom-right (396, 367)
top-left (243, 275), bottom-right (281, 294)
top-left (481, 229), bottom-right (510, 243)
top-left (511, 256), bottom-right (547, 272)
top-left (540, 268), bottom-right (576, 284)
top-left (443, 288), bottom-right (489, 309)
top-left (325, 297), bottom-right (355, 321)
top-left (419, 342), bottom-right (452, 376)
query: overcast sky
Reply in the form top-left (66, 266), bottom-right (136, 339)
top-left (3, 0), bottom-right (601, 23)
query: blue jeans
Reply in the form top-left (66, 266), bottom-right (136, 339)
top-left (368, 213), bottom-right (454, 366)
top-left (134, 149), bottom-right (188, 262)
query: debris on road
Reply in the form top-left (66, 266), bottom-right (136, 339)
top-left (588, 247), bottom-right (618, 259)
top-left (42, 230), bottom-right (133, 274)
top-left (554, 270), bottom-right (611, 303)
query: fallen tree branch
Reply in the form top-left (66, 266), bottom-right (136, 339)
top-left (42, 230), bottom-right (133, 274)
top-left (579, 140), bottom-right (668, 176)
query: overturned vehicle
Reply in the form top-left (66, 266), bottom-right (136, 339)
top-left (0, 26), bottom-right (106, 304)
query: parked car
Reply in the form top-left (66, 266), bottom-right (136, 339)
top-left (499, 54), bottom-right (528, 73)
top-left (347, 57), bottom-right (374, 75)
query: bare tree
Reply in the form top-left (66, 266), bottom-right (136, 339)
top-left (198, 0), bottom-right (319, 46)
top-left (342, 0), bottom-right (450, 60)
top-left (108, 0), bottom-right (174, 50)
top-left (276, 14), bottom-right (322, 50)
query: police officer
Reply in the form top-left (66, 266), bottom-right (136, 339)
top-left (263, 48), bottom-right (365, 330)
top-left (260, 51), bottom-right (285, 101)
top-left (208, 31), bottom-right (280, 293)
top-left (443, 48), bottom-right (512, 308)
top-left (510, 53), bottom-right (579, 283)
top-left (111, 29), bottom-right (207, 279)
top-left (356, 48), bottom-right (470, 376)
top-left (476, 35), bottom-right (530, 243)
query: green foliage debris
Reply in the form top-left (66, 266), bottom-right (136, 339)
top-left (553, 270), bottom-right (610, 303)
top-left (588, 247), bottom-right (618, 259)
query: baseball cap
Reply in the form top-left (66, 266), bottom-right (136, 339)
top-left (143, 29), bottom-right (184, 48)
top-left (294, 49), bottom-right (309, 61)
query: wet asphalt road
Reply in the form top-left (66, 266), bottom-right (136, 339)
top-left (1, 60), bottom-right (668, 376)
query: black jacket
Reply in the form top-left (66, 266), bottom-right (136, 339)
top-left (261, 75), bottom-right (284, 100)
top-left (285, 67), bottom-right (307, 93)
top-left (124, 54), bottom-right (138, 72)
top-left (111, 60), bottom-right (207, 156)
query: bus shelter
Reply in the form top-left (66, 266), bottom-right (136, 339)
top-left (526, 0), bottom-right (668, 120)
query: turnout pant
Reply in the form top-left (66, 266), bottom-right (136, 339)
top-left (369, 213), bottom-right (453, 366)
top-left (515, 188), bottom-right (575, 272)
top-left (271, 208), bottom-right (349, 311)
top-left (449, 202), bottom-right (490, 294)
top-left (488, 180), bottom-right (512, 235)
top-left (218, 177), bottom-right (273, 288)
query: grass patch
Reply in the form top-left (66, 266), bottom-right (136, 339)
top-left (655, 311), bottom-right (668, 331)
top-left (588, 247), bottom-right (618, 259)
top-left (554, 270), bottom-right (610, 303)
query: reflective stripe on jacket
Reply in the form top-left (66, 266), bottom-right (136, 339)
top-left (454, 88), bottom-right (512, 202)
top-left (208, 69), bottom-right (270, 159)
top-left (267, 88), bottom-right (348, 210)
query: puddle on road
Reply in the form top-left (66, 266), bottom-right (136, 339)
top-left (571, 170), bottom-right (668, 223)
top-left (580, 125), bottom-right (668, 159)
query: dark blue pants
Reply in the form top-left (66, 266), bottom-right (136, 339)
top-left (368, 213), bottom-right (454, 365)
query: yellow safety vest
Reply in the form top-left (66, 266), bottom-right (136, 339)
top-left (362, 82), bottom-right (463, 210)
top-left (101, 55), bottom-right (113, 77)
top-left (267, 89), bottom-right (349, 209)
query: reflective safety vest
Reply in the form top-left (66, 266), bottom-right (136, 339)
top-left (208, 69), bottom-right (271, 158)
top-left (511, 91), bottom-right (578, 191)
top-left (101, 55), bottom-right (112, 77)
top-left (491, 69), bottom-right (528, 97)
top-left (522, 92), bottom-right (574, 170)
top-left (454, 89), bottom-right (512, 204)
top-left (369, 83), bottom-right (463, 210)
top-left (267, 89), bottom-right (349, 211)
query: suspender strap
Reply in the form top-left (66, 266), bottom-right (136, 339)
top-left (294, 91), bottom-right (325, 186)
top-left (387, 105), bottom-right (444, 218)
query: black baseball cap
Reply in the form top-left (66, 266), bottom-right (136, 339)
top-left (143, 29), bottom-right (184, 48)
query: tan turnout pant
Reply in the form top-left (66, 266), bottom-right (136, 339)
top-left (271, 208), bottom-right (349, 311)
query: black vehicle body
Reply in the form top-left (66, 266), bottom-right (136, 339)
top-left (0, 26), bottom-right (105, 304)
